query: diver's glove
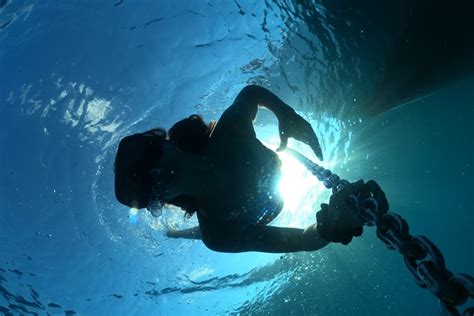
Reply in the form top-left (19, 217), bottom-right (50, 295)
top-left (316, 180), bottom-right (389, 245)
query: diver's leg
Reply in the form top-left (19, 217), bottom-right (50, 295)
top-left (166, 226), bottom-right (202, 240)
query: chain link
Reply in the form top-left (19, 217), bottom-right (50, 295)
top-left (287, 148), bottom-right (473, 316)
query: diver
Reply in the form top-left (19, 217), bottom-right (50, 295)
top-left (114, 85), bottom-right (364, 253)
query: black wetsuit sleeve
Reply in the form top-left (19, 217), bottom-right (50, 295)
top-left (167, 226), bottom-right (202, 239)
top-left (198, 215), bottom-right (328, 253)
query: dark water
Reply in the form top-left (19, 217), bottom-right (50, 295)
top-left (1, 1), bottom-right (472, 315)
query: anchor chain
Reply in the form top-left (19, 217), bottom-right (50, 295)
top-left (286, 148), bottom-right (473, 316)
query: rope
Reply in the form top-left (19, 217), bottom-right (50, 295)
top-left (287, 148), bottom-right (474, 316)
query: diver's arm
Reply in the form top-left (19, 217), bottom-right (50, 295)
top-left (166, 226), bottom-right (202, 240)
top-left (200, 222), bottom-right (329, 253)
top-left (233, 85), bottom-right (297, 122)
top-left (212, 85), bottom-right (295, 139)
top-left (214, 85), bottom-right (323, 159)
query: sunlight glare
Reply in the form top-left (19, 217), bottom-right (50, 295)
top-left (275, 151), bottom-right (324, 227)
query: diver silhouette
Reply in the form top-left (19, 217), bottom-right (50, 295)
top-left (114, 85), bottom-right (362, 253)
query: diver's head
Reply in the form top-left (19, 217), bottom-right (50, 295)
top-left (114, 114), bottom-right (213, 216)
top-left (114, 128), bottom-right (168, 210)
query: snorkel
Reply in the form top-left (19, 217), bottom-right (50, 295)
top-left (146, 168), bottom-right (175, 217)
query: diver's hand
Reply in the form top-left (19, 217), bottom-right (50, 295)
top-left (276, 109), bottom-right (323, 160)
top-left (316, 180), bottom-right (389, 245)
top-left (317, 180), bottom-right (366, 245)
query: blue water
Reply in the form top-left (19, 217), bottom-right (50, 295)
top-left (1, 1), bottom-right (473, 315)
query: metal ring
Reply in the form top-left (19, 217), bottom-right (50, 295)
top-left (411, 236), bottom-right (446, 270)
